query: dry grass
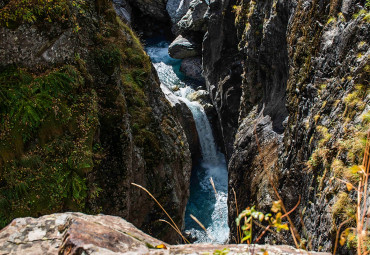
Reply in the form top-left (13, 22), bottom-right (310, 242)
top-left (131, 183), bottom-right (189, 243)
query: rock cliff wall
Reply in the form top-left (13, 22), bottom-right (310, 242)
top-left (0, 0), bottom-right (192, 243)
top-left (204, 0), bottom-right (369, 252)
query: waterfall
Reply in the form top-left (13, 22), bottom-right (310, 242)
top-left (180, 99), bottom-right (218, 164)
top-left (146, 38), bottom-right (229, 244)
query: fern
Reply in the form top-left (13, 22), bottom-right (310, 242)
top-left (0, 65), bottom-right (80, 140)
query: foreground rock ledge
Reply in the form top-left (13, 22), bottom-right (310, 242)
top-left (0, 213), bottom-right (329, 255)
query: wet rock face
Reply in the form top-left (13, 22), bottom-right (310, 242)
top-left (168, 34), bottom-right (202, 58)
top-left (161, 84), bottom-right (202, 163)
top-left (180, 57), bottom-right (204, 81)
top-left (202, 0), bottom-right (243, 160)
top-left (0, 0), bottom-right (191, 244)
top-left (277, 0), bottom-right (369, 251)
top-left (0, 213), bottom-right (329, 255)
top-left (226, 0), bottom-right (292, 239)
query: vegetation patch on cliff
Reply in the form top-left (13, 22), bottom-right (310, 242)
top-left (0, 65), bottom-right (99, 228)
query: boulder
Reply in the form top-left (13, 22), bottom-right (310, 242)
top-left (166, 0), bottom-right (192, 24)
top-left (174, 0), bottom-right (208, 34)
top-left (180, 57), bottom-right (204, 81)
top-left (168, 35), bottom-right (201, 59)
top-left (0, 212), bottom-right (329, 254)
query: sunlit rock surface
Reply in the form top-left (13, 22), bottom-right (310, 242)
top-left (0, 213), bottom-right (330, 255)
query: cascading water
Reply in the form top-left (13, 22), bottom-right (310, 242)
top-left (146, 38), bottom-right (229, 244)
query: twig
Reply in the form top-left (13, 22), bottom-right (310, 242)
top-left (334, 177), bottom-right (360, 193)
top-left (210, 177), bottom-right (217, 195)
top-left (360, 131), bottom-right (369, 239)
top-left (289, 224), bottom-right (300, 249)
top-left (255, 225), bottom-right (271, 243)
top-left (131, 183), bottom-right (189, 243)
top-left (282, 195), bottom-right (301, 219)
top-left (269, 177), bottom-right (302, 248)
top-left (333, 219), bottom-right (351, 255)
top-left (158, 219), bottom-right (186, 241)
top-left (232, 187), bottom-right (241, 244)
top-left (190, 214), bottom-right (215, 242)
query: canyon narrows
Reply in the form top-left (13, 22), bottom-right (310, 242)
top-left (0, 0), bottom-right (368, 253)
top-left (146, 38), bottom-right (229, 243)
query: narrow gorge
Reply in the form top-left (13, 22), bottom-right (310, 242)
top-left (0, 0), bottom-right (369, 254)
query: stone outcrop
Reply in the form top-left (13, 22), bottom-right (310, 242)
top-left (168, 35), bottom-right (201, 58)
top-left (167, 0), bottom-right (192, 24)
top-left (0, 212), bottom-right (330, 255)
top-left (174, 0), bottom-right (208, 34)
top-left (180, 57), bottom-right (204, 81)
top-left (0, 0), bottom-right (191, 244)
top-left (226, 0), bottom-right (292, 242)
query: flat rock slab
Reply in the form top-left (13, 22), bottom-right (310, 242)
top-left (0, 213), bottom-right (330, 254)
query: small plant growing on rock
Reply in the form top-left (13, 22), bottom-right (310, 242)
top-left (236, 201), bottom-right (289, 244)
top-left (332, 131), bottom-right (370, 255)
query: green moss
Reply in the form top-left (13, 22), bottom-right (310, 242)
top-left (0, 0), bottom-right (86, 29)
top-left (353, 9), bottom-right (367, 19)
top-left (326, 16), bottom-right (336, 25)
top-left (364, 11), bottom-right (370, 22)
top-left (0, 0), bottom-right (164, 229)
top-left (94, 45), bottom-right (122, 75)
top-left (343, 84), bottom-right (368, 117)
top-left (332, 192), bottom-right (356, 224)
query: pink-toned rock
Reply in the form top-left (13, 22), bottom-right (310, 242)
top-left (0, 213), bottom-right (331, 255)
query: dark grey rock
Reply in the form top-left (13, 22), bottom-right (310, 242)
top-left (168, 35), bottom-right (201, 58)
top-left (167, 0), bottom-right (192, 24)
top-left (161, 84), bottom-right (201, 163)
top-left (202, 0), bottom-right (243, 160)
top-left (201, 0), bottom-right (369, 252)
top-left (127, 0), bottom-right (168, 21)
top-left (174, 0), bottom-right (209, 34)
top-left (180, 57), bottom-right (204, 81)
top-left (0, 1), bottom-right (192, 245)
top-left (113, 0), bottom-right (132, 23)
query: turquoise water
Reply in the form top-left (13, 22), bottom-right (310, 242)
top-left (146, 38), bottom-right (229, 244)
